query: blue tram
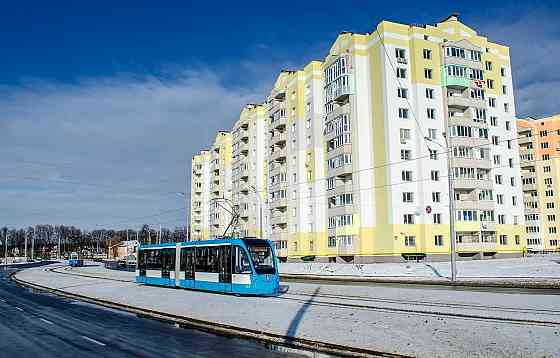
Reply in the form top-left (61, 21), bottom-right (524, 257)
top-left (68, 252), bottom-right (84, 267)
top-left (136, 237), bottom-right (279, 295)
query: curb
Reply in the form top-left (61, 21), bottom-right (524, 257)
top-left (12, 271), bottom-right (412, 358)
top-left (280, 274), bottom-right (560, 289)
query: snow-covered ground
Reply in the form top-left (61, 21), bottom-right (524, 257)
top-left (280, 255), bottom-right (560, 278)
top-left (14, 263), bottom-right (560, 358)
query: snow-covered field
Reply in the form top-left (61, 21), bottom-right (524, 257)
top-left (280, 255), bottom-right (560, 278)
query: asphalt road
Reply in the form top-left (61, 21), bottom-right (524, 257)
top-left (0, 267), bottom-right (297, 358)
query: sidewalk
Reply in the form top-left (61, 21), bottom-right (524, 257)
top-left (13, 263), bottom-right (560, 358)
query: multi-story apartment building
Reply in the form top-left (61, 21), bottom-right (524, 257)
top-left (208, 131), bottom-right (233, 239)
top-left (231, 104), bottom-right (268, 239)
top-left (517, 115), bottom-right (560, 253)
top-left (319, 13), bottom-right (524, 262)
top-left (266, 62), bottom-right (327, 261)
top-left (190, 14), bottom-right (527, 262)
top-left (190, 150), bottom-right (211, 241)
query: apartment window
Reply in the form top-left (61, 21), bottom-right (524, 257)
top-left (541, 142), bottom-right (549, 149)
top-left (504, 103), bottom-right (509, 112)
top-left (428, 128), bottom-right (437, 140)
top-left (402, 192), bottom-right (414, 203)
top-left (549, 227), bottom-right (557, 234)
top-left (540, 130), bottom-right (548, 137)
top-left (505, 121), bottom-right (511, 131)
top-left (397, 68), bottom-right (407, 79)
top-left (402, 170), bottom-right (413, 182)
top-left (401, 149), bottom-right (411, 160)
top-left (431, 170), bottom-right (440, 181)
top-left (429, 149), bottom-right (438, 160)
top-left (424, 68), bottom-right (433, 79)
top-left (501, 67), bottom-right (507, 77)
top-left (493, 155), bottom-right (501, 165)
top-left (432, 192), bottom-right (441, 202)
top-left (543, 154), bottom-right (550, 161)
top-left (328, 236), bottom-right (337, 248)
top-left (404, 214), bottom-right (415, 224)
top-left (492, 136), bottom-right (499, 145)
top-left (398, 87), bottom-right (408, 99)
top-left (490, 116), bottom-right (497, 126)
top-left (398, 108), bottom-right (409, 119)
top-left (427, 108), bottom-right (436, 119)
top-left (433, 213), bottom-right (442, 224)
top-left (545, 190), bottom-right (554, 197)
top-left (507, 140), bottom-right (512, 149)
top-left (423, 48), bottom-right (432, 60)
top-left (510, 177), bottom-right (516, 186)
top-left (405, 236), bottom-right (416, 246)
top-left (434, 235), bottom-right (444, 246)
top-left (487, 79), bottom-right (494, 89)
top-left (498, 215), bottom-right (505, 224)
top-left (425, 88), bottom-right (434, 99)
top-left (395, 48), bottom-right (406, 59)
top-left (488, 98), bottom-right (496, 107)
top-left (515, 235), bottom-right (520, 245)
top-left (499, 235), bottom-right (508, 245)
top-left (485, 61), bottom-right (493, 71)
top-left (497, 194), bottom-right (504, 204)
top-left (544, 178), bottom-right (553, 185)
top-left (495, 175), bottom-right (503, 185)
top-left (547, 202), bottom-right (555, 209)
top-left (400, 128), bottom-right (411, 143)
top-left (512, 196), bottom-right (517, 206)
top-left (544, 166), bottom-right (551, 173)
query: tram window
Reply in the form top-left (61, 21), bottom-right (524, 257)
top-left (246, 244), bottom-right (275, 275)
top-left (161, 249), bottom-right (175, 278)
top-left (233, 246), bottom-right (252, 274)
top-left (181, 248), bottom-right (195, 279)
top-left (195, 247), bottom-right (217, 273)
top-left (138, 250), bottom-right (146, 275)
top-left (146, 250), bottom-right (162, 271)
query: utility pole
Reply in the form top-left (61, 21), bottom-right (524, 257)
top-left (426, 135), bottom-right (457, 282)
top-left (31, 229), bottom-right (35, 261)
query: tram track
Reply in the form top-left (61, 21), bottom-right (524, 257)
top-left (273, 292), bottom-right (560, 328)
top-left (48, 265), bottom-right (560, 328)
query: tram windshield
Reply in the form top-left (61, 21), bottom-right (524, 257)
top-left (246, 244), bottom-right (275, 274)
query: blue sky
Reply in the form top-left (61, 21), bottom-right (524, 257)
top-left (1, 1), bottom-right (559, 229)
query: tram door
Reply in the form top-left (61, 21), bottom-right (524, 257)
top-left (218, 245), bottom-right (232, 292)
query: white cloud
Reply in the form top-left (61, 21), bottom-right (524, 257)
top-left (0, 68), bottom-right (266, 229)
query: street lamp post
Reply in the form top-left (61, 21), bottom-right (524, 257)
top-left (425, 135), bottom-right (457, 282)
top-left (176, 192), bottom-right (189, 241)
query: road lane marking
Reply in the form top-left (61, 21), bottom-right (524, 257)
top-left (15, 307), bottom-right (24, 312)
top-left (40, 318), bottom-right (54, 325)
top-left (81, 336), bottom-right (106, 346)
top-left (0, 298), bottom-right (6, 302)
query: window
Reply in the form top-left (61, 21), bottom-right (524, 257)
top-left (544, 166), bottom-right (551, 173)
top-left (512, 196), bottom-right (517, 206)
top-left (423, 48), bottom-right (432, 59)
top-left (425, 88), bottom-right (434, 99)
top-left (493, 155), bottom-right (501, 165)
top-left (404, 214), bottom-right (415, 224)
top-left (504, 103), bottom-right (509, 112)
top-left (433, 213), bottom-right (442, 224)
top-left (401, 149), bottom-right (411, 160)
top-left (400, 128), bottom-right (411, 143)
top-left (402, 170), bottom-right (413, 182)
top-left (402, 192), bottom-right (414, 203)
top-left (515, 236), bottom-right (520, 245)
top-left (405, 236), bottom-right (416, 246)
top-left (547, 202), bottom-right (555, 209)
top-left (490, 116), bottom-right (497, 126)
top-left (499, 235), bottom-right (508, 245)
top-left (395, 48), bottom-right (406, 59)
top-left (510, 177), bottom-right (515, 186)
top-left (488, 98), bottom-right (496, 107)
top-left (498, 215), bottom-right (505, 224)
top-left (424, 68), bottom-right (433, 79)
top-left (398, 87), bottom-right (408, 99)
top-left (432, 192), bottom-right (441, 202)
top-left (398, 108), bottom-right (409, 119)
top-left (427, 108), bottom-right (436, 119)
top-left (487, 79), bottom-right (494, 89)
top-left (328, 236), bottom-right (337, 248)
top-left (495, 175), bottom-right (503, 185)
top-left (497, 194), bottom-right (503, 204)
top-left (502, 85), bottom-right (507, 95)
top-left (549, 227), bottom-right (557, 234)
top-left (428, 128), bottom-right (437, 140)
top-left (492, 136), bottom-right (499, 145)
top-left (429, 149), bottom-right (438, 160)
top-left (545, 178), bottom-right (553, 185)
top-left (505, 121), bottom-right (511, 131)
top-left (431, 170), bottom-right (440, 181)
top-left (541, 142), bottom-right (549, 149)
top-left (485, 61), bottom-right (493, 71)
top-left (434, 235), bottom-right (443, 246)
top-left (397, 68), bottom-right (407, 79)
